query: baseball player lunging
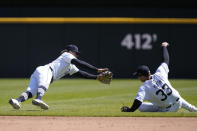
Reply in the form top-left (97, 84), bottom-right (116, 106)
top-left (9, 44), bottom-right (112, 110)
top-left (121, 42), bottom-right (197, 112)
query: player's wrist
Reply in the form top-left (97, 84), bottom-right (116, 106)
top-left (98, 68), bottom-right (109, 73)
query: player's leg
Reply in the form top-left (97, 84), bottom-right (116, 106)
top-left (32, 86), bottom-right (49, 110)
top-left (35, 86), bottom-right (47, 100)
top-left (138, 102), bottom-right (160, 112)
top-left (16, 91), bottom-right (33, 102)
top-left (17, 75), bottom-right (38, 102)
top-left (180, 97), bottom-right (197, 112)
top-left (9, 74), bottom-right (38, 109)
top-left (32, 65), bottom-right (52, 110)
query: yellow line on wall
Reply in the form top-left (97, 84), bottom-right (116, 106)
top-left (0, 17), bottom-right (197, 24)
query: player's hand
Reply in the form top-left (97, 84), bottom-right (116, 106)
top-left (161, 42), bottom-right (169, 47)
top-left (121, 106), bottom-right (131, 112)
top-left (98, 68), bottom-right (109, 73)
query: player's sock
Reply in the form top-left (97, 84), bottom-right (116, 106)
top-left (16, 91), bottom-right (32, 103)
top-left (36, 86), bottom-right (47, 100)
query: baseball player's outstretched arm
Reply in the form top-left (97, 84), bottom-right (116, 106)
top-left (121, 99), bottom-right (142, 112)
top-left (71, 59), bottom-right (109, 73)
top-left (71, 59), bottom-right (98, 71)
top-left (161, 42), bottom-right (169, 65)
top-left (74, 70), bottom-right (97, 79)
top-left (129, 99), bottom-right (142, 112)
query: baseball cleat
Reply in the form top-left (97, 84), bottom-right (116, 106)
top-left (9, 99), bottom-right (21, 109)
top-left (32, 99), bottom-right (49, 110)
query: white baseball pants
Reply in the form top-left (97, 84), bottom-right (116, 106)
top-left (26, 65), bottom-right (53, 96)
top-left (138, 97), bottom-right (197, 112)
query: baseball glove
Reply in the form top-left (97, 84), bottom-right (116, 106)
top-left (97, 71), bottom-right (113, 84)
top-left (121, 106), bottom-right (131, 112)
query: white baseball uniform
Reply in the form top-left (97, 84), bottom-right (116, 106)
top-left (26, 52), bottom-right (79, 96)
top-left (135, 63), bottom-right (197, 112)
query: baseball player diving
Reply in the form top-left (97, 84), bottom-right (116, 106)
top-left (9, 44), bottom-right (112, 110)
top-left (121, 42), bottom-right (197, 112)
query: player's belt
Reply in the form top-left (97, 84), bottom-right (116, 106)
top-left (166, 98), bottom-right (180, 109)
top-left (49, 66), bottom-right (54, 83)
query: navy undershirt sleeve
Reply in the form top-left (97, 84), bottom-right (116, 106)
top-left (71, 59), bottom-right (98, 72)
top-left (74, 70), bottom-right (97, 79)
top-left (129, 99), bottom-right (142, 112)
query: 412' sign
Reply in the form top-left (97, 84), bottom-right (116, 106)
top-left (121, 33), bottom-right (157, 50)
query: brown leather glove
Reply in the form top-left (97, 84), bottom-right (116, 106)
top-left (97, 71), bottom-right (113, 84)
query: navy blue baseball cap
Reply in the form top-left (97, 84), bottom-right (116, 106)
top-left (65, 44), bottom-right (80, 54)
top-left (133, 65), bottom-right (150, 77)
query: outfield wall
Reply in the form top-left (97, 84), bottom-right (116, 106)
top-left (0, 8), bottom-right (197, 78)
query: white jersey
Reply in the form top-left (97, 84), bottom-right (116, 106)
top-left (135, 63), bottom-right (181, 108)
top-left (47, 52), bottom-right (79, 80)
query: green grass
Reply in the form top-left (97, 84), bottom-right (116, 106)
top-left (0, 78), bottom-right (197, 117)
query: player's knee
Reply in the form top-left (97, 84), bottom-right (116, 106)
top-left (138, 102), bottom-right (157, 112)
top-left (138, 105), bottom-right (146, 112)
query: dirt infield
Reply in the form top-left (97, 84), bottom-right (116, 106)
top-left (0, 116), bottom-right (197, 131)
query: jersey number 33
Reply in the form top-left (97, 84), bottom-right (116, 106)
top-left (155, 84), bottom-right (172, 101)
